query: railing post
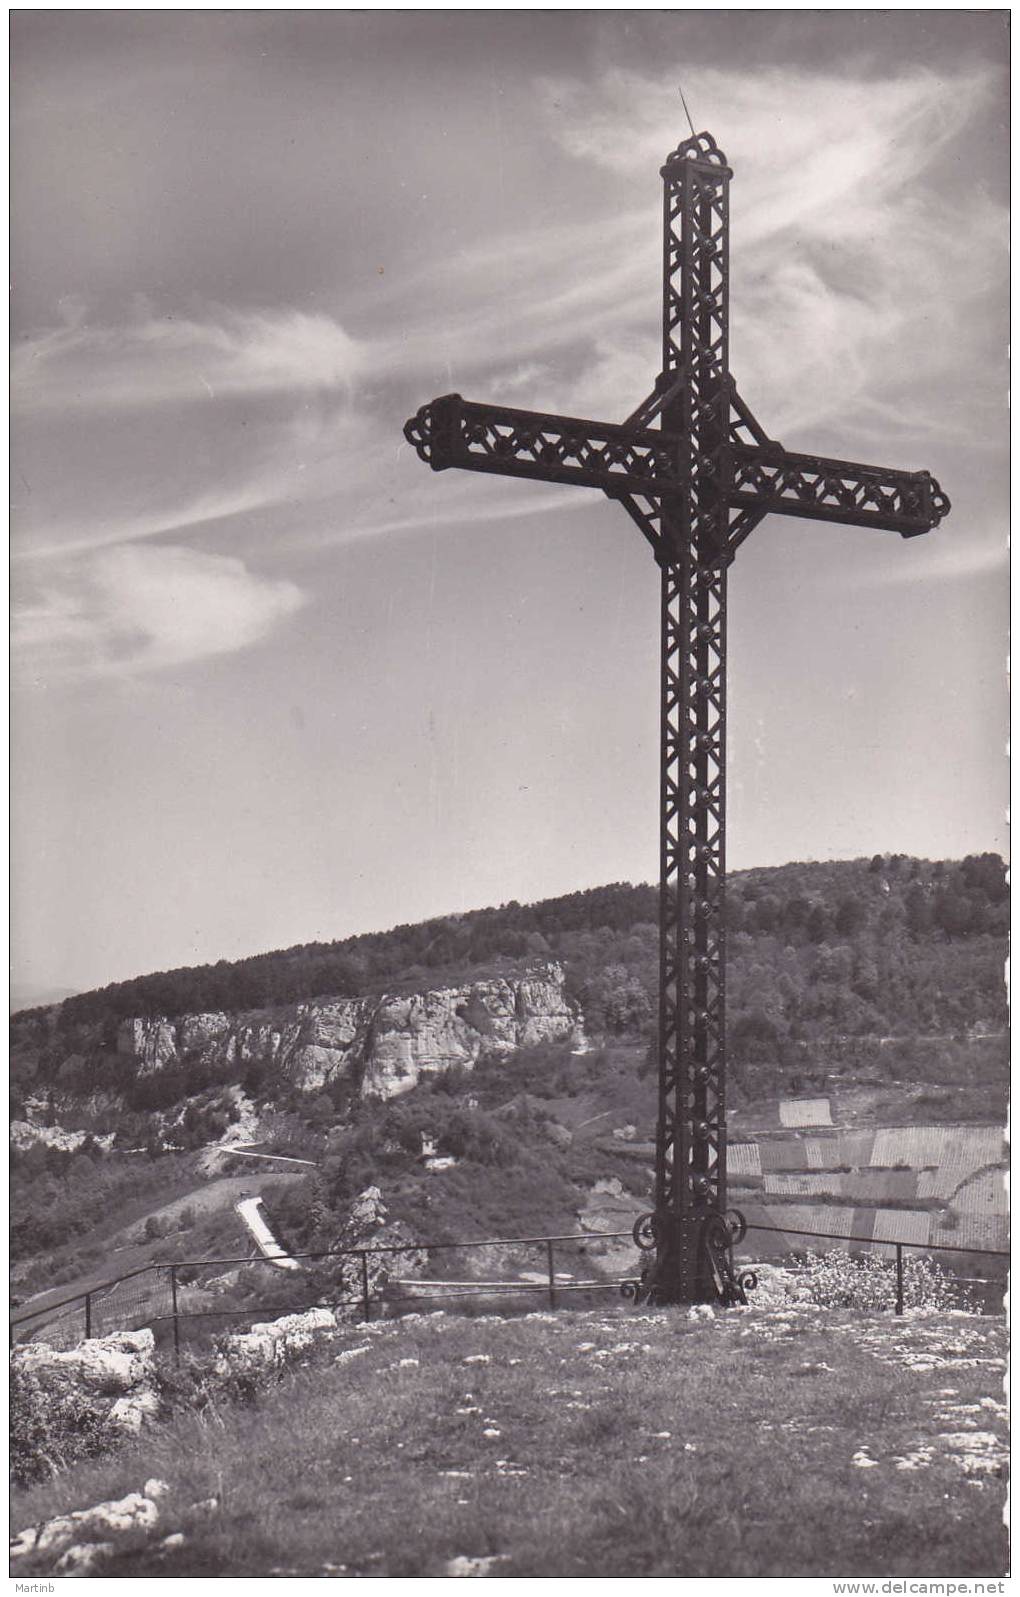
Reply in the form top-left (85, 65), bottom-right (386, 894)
top-left (170, 1266), bottom-right (181, 1364)
top-left (546, 1239), bottom-right (557, 1310)
top-left (894, 1244), bottom-right (904, 1316)
top-left (84, 1292), bottom-right (93, 1340)
top-left (360, 1251), bottom-right (372, 1322)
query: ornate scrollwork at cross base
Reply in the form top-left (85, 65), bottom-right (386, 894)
top-left (700, 1209), bottom-right (756, 1306)
top-left (632, 1211), bottom-right (659, 1251)
top-left (621, 1208), bottom-right (757, 1308)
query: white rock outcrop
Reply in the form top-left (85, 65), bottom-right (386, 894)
top-left (109, 1389), bottom-right (162, 1432)
top-left (12, 1480), bottom-right (218, 1575)
top-left (109, 963), bottom-right (582, 1101)
top-left (11, 1488), bottom-right (161, 1568)
top-left (12, 1329), bottom-right (160, 1441)
top-left (178, 1011), bottom-right (232, 1053)
top-left (16, 1327), bottom-right (156, 1397)
top-left (116, 1018), bottom-right (178, 1075)
top-left (10, 1120), bottom-right (90, 1153)
top-left (214, 1305), bottom-right (339, 1374)
top-left (358, 968), bottom-right (579, 1098)
top-left (327, 1186), bottom-right (429, 1312)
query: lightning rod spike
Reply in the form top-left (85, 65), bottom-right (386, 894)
top-left (678, 82), bottom-right (697, 139)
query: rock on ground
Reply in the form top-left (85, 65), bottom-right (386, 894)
top-left (215, 1305), bottom-right (340, 1373)
top-left (15, 1328), bottom-right (155, 1396)
top-left (11, 1489), bottom-right (161, 1569)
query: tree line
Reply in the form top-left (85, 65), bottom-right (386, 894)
top-left (15, 856), bottom-right (1006, 1046)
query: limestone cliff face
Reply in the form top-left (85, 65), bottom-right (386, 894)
top-left (116, 1018), bottom-right (179, 1076)
top-left (359, 971), bottom-right (577, 1100)
top-left (112, 964), bottom-right (582, 1100)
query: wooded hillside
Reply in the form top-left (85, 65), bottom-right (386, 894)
top-left (20, 852), bottom-right (1007, 1054)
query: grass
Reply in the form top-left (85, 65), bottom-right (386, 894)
top-left (11, 1304), bottom-right (1007, 1579)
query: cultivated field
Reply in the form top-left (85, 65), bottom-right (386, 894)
top-left (10, 1302), bottom-right (1008, 1579)
top-left (729, 1121), bottom-right (1008, 1262)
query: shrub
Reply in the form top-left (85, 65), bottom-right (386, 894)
top-left (795, 1249), bottom-right (965, 1312)
top-left (9, 1363), bottom-right (119, 1486)
top-left (153, 1347), bottom-right (265, 1413)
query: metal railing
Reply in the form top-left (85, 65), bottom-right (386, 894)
top-left (10, 1221), bottom-right (1008, 1355)
top-left (10, 1262), bottom-right (173, 1351)
top-left (9, 1229), bottom-right (638, 1354)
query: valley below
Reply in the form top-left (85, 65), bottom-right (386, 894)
top-left (10, 854), bottom-right (1008, 1336)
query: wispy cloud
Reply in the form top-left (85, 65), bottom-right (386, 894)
top-left (539, 64), bottom-right (991, 184)
top-left (15, 478), bottom-right (284, 562)
top-left (13, 398), bottom-right (385, 566)
top-left (10, 55), bottom-right (1006, 686)
top-left (361, 60), bottom-right (1005, 471)
top-left (534, 63), bottom-right (1006, 450)
top-left (377, 206), bottom-right (653, 406)
top-left (13, 543), bottom-right (304, 680)
top-left (12, 306), bottom-right (366, 411)
top-left (732, 187), bottom-right (1005, 448)
top-left (839, 533), bottom-right (1008, 591)
top-left (347, 472), bottom-right (602, 544)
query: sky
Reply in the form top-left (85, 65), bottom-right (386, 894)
top-left (10, 9), bottom-right (1009, 1003)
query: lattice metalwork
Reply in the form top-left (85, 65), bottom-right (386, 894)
top-left (646, 133), bottom-right (732, 1301)
top-left (402, 129), bottom-right (949, 1305)
top-left (404, 398), bottom-right (680, 497)
top-left (402, 398), bottom-right (948, 550)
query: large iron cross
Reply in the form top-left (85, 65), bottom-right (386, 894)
top-left (403, 130), bottom-right (950, 1305)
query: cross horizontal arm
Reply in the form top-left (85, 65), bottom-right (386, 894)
top-left (402, 395), bottom-right (950, 542)
top-left (730, 442), bottom-right (950, 538)
top-left (403, 393), bottom-right (682, 499)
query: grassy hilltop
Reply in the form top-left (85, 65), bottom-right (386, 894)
top-left (10, 1303), bottom-right (1008, 1579)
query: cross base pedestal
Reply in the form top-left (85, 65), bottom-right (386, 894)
top-left (630, 1208), bottom-right (756, 1307)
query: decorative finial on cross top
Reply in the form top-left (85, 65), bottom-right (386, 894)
top-left (403, 131), bottom-right (949, 1308)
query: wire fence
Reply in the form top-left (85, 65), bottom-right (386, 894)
top-left (10, 1220), bottom-right (1008, 1354)
top-left (10, 1264), bottom-right (171, 1351)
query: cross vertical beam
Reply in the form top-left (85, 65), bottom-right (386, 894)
top-left (651, 135), bottom-right (732, 1302)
